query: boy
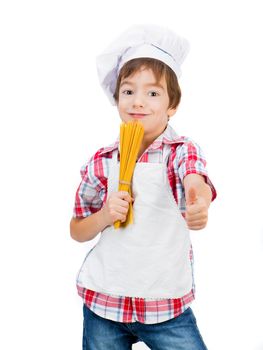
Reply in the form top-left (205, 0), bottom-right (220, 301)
top-left (70, 25), bottom-right (216, 349)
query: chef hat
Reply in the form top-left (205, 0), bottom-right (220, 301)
top-left (96, 24), bottom-right (190, 105)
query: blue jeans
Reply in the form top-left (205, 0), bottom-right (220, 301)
top-left (82, 304), bottom-right (208, 349)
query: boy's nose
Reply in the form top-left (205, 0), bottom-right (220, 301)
top-left (132, 93), bottom-right (145, 108)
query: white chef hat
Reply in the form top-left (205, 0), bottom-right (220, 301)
top-left (96, 24), bottom-right (190, 105)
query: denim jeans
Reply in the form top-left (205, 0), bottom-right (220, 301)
top-left (82, 304), bottom-right (208, 349)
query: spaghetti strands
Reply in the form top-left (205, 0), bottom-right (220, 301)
top-left (114, 120), bottom-right (144, 229)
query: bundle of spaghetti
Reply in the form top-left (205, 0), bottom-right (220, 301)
top-left (114, 120), bottom-right (144, 229)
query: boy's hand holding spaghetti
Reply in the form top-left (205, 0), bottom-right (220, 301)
top-left (102, 191), bottom-right (134, 226)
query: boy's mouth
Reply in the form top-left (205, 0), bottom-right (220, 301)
top-left (129, 113), bottom-right (148, 119)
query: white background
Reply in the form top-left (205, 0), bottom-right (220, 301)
top-left (1, 0), bottom-right (263, 349)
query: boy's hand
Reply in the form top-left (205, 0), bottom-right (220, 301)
top-left (101, 191), bottom-right (134, 226)
top-left (185, 187), bottom-right (208, 230)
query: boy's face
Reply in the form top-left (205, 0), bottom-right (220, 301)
top-left (117, 68), bottom-right (176, 144)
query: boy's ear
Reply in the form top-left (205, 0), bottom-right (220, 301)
top-left (167, 106), bottom-right (178, 118)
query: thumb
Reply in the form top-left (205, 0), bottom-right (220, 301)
top-left (186, 187), bottom-right (198, 205)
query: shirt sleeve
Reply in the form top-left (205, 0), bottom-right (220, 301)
top-left (176, 140), bottom-right (217, 201)
top-left (73, 150), bottom-right (107, 218)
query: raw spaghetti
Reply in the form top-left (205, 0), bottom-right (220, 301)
top-left (114, 120), bottom-right (144, 229)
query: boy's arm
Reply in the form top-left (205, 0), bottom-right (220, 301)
top-left (183, 174), bottom-right (212, 230)
top-left (70, 207), bottom-right (110, 242)
top-left (70, 191), bottom-right (133, 242)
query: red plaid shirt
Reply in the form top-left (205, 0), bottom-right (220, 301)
top-left (73, 124), bottom-right (216, 324)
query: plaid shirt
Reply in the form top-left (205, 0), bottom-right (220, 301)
top-left (73, 124), bottom-right (216, 324)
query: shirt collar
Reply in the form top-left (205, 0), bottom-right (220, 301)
top-left (98, 124), bottom-right (186, 156)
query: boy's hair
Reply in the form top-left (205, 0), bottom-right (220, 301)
top-left (113, 58), bottom-right (181, 109)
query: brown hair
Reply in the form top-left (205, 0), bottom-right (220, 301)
top-left (113, 58), bottom-right (181, 109)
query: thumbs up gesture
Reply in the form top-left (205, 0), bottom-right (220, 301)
top-left (185, 187), bottom-right (209, 230)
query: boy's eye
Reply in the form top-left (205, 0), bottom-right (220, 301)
top-left (122, 90), bottom-right (133, 95)
top-left (148, 91), bottom-right (159, 97)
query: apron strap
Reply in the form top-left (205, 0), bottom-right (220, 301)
top-left (112, 148), bottom-right (119, 164)
top-left (162, 143), bottom-right (172, 165)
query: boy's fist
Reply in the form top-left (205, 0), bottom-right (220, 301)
top-left (102, 191), bottom-right (134, 226)
top-left (185, 187), bottom-right (208, 230)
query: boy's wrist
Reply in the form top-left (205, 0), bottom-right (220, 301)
top-left (100, 206), bottom-right (111, 229)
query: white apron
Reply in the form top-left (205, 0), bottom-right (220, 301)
top-left (77, 144), bottom-right (193, 299)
